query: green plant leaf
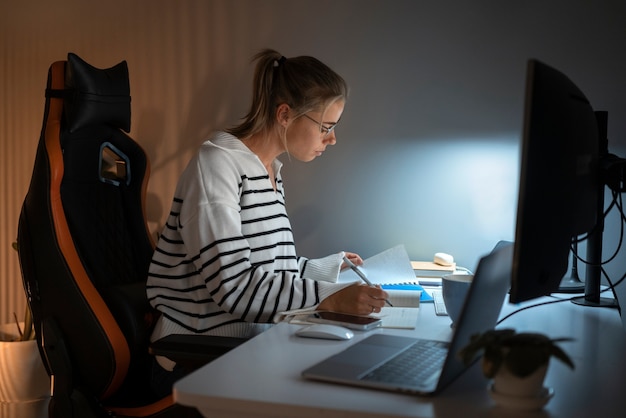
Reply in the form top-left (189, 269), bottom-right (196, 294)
top-left (549, 344), bottom-right (575, 370)
top-left (457, 329), bottom-right (575, 378)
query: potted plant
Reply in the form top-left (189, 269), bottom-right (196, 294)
top-left (4, 243), bottom-right (35, 341)
top-left (458, 328), bottom-right (574, 409)
top-left (0, 242), bottom-right (50, 418)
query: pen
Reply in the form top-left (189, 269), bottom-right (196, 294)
top-left (343, 256), bottom-right (393, 307)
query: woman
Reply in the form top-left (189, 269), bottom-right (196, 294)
top-left (147, 49), bottom-right (388, 395)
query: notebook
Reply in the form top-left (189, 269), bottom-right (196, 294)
top-left (381, 283), bottom-right (433, 302)
top-left (301, 241), bottom-right (513, 395)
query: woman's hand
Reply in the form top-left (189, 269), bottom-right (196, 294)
top-left (341, 251), bottom-right (363, 269)
top-left (318, 283), bottom-right (389, 316)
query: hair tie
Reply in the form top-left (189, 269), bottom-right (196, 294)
top-left (277, 56), bottom-right (287, 66)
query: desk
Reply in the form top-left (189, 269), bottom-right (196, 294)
top-left (174, 297), bottom-right (626, 417)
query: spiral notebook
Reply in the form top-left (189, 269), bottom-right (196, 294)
top-left (381, 283), bottom-right (433, 302)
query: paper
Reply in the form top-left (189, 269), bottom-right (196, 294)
top-left (285, 308), bottom-right (419, 329)
top-left (371, 307), bottom-right (419, 329)
top-left (339, 245), bottom-right (416, 285)
top-left (386, 289), bottom-right (421, 307)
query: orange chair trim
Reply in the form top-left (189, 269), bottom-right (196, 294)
top-left (44, 60), bottom-right (131, 399)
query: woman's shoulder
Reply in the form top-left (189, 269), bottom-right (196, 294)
top-left (192, 132), bottom-right (250, 165)
top-left (190, 132), bottom-right (262, 175)
top-left (202, 131), bottom-right (250, 155)
top-left (175, 133), bottom-right (254, 202)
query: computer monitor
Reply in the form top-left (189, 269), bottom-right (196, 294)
top-left (510, 59), bottom-right (613, 305)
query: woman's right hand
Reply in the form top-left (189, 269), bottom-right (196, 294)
top-left (317, 283), bottom-right (388, 316)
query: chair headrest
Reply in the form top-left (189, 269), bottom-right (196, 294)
top-left (64, 52), bottom-right (131, 133)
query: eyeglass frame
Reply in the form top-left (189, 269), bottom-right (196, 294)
top-left (302, 114), bottom-right (339, 138)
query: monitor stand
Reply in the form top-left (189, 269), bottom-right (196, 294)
top-left (571, 111), bottom-right (619, 308)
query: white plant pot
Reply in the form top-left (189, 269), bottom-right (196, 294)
top-left (0, 323), bottom-right (50, 404)
top-left (488, 362), bottom-right (555, 410)
top-left (0, 398), bottom-right (49, 418)
top-left (493, 362), bottom-right (548, 398)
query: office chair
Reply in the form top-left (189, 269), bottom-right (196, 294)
top-left (17, 53), bottom-right (244, 418)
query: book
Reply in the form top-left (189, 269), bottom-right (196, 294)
top-left (411, 260), bottom-right (456, 278)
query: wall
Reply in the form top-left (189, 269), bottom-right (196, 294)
top-left (2, 0), bottom-right (626, 324)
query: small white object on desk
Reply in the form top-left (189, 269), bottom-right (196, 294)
top-left (295, 324), bottom-right (354, 340)
top-left (433, 252), bottom-right (455, 266)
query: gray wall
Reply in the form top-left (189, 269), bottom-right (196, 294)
top-left (279, 1), bottom-right (626, 279)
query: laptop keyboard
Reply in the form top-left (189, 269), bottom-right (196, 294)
top-left (361, 339), bottom-right (448, 386)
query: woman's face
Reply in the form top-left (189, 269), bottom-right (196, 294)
top-left (287, 100), bottom-right (344, 162)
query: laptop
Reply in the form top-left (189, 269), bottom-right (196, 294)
top-left (302, 241), bottom-right (513, 395)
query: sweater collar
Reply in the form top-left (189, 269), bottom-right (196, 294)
top-left (211, 131), bottom-right (283, 175)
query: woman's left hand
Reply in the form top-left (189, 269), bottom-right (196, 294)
top-left (341, 251), bottom-right (363, 269)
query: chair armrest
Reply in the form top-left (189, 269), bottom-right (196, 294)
top-left (149, 334), bottom-right (248, 369)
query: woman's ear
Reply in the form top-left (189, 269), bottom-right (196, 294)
top-left (276, 103), bottom-right (291, 127)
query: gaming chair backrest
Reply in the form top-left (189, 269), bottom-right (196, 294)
top-left (17, 54), bottom-right (156, 403)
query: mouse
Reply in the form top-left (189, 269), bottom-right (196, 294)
top-left (295, 324), bottom-right (354, 340)
top-left (434, 252), bottom-right (454, 266)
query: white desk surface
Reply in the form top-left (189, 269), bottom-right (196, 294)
top-left (174, 296), bottom-right (626, 418)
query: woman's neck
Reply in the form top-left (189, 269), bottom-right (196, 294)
top-left (242, 132), bottom-right (284, 169)
top-left (242, 132), bottom-right (284, 190)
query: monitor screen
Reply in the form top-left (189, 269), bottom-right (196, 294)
top-left (510, 59), bottom-right (600, 303)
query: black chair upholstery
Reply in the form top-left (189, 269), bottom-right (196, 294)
top-left (17, 53), bottom-right (241, 418)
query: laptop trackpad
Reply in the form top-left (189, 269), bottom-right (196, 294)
top-left (304, 335), bottom-right (417, 378)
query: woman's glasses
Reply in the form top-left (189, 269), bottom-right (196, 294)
top-left (302, 114), bottom-right (338, 138)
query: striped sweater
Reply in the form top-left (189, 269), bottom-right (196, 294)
top-left (147, 132), bottom-right (350, 343)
